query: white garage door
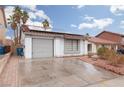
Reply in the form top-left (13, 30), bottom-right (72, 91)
top-left (32, 38), bottom-right (54, 58)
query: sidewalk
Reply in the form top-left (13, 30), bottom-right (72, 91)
top-left (87, 76), bottom-right (124, 87)
top-left (0, 56), bottom-right (19, 87)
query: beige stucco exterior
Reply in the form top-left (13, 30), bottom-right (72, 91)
top-left (0, 7), bottom-right (6, 40)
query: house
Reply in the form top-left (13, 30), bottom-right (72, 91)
top-left (22, 26), bottom-right (87, 58)
top-left (96, 31), bottom-right (124, 49)
top-left (87, 37), bottom-right (117, 54)
top-left (22, 26), bottom-right (118, 59)
top-left (0, 7), bottom-right (7, 40)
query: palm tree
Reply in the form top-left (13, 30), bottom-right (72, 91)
top-left (42, 19), bottom-right (49, 30)
top-left (19, 11), bottom-right (29, 43)
top-left (21, 11), bottom-right (29, 24)
top-left (8, 6), bottom-right (29, 46)
top-left (7, 15), bottom-right (17, 45)
top-left (13, 6), bottom-right (22, 23)
top-left (13, 6), bottom-right (22, 45)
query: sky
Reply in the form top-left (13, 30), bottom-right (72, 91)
top-left (3, 5), bottom-right (124, 38)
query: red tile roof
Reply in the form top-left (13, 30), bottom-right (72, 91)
top-left (96, 31), bottom-right (124, 37)
top-left (88, 37), bottom-right (117, 45)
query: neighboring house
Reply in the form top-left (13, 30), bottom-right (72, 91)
top-left (96, 31), bottom-right (124, 49)
top-left (0, 7), bottom-right (7, 40)
top-left (87, 37), bottom-right (117, 54)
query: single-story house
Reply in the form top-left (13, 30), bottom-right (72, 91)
top-left (22, 26), bottom-right (87, 58)
top-left (87, 37), bottom-right (118, 54)
top-left (22, 26), bottom-right (118, 59)
top-left (96, 31), bottom-right (124, 49)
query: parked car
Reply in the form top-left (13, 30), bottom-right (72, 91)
top-left (117, 49), bottom-right (124, 54)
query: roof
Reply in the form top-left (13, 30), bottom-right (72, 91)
top-left (0, 6), bottom-right (7, 28)
top-left (96, 31), bottom-right (124, 37)
top-left (88, 37), bottom-right (117, 45)
top-left (23, 25), bottom-right (84, 39)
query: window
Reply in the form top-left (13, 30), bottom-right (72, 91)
top-left (64, 39), bottom-right (79, 51)
top-left (73, 40), bottom-right (78, 51)
top-left (65, 39), bottom-right (73, 51)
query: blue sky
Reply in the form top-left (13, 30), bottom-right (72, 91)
top-left (4, 5), bottom-right (124, 38)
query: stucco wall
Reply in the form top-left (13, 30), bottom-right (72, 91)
top-left (80, 40), bottom-right (84, 55)
top-left (24, 36), bottom-right (90, 58)
top-left (54, 38), bottom-right (64, 57)
top-left (24, 37), bottom-right (32, 58)
top-left (92, 43), bottom-right (97, 53)
top-left (83, 41), bottom-right (88, 55)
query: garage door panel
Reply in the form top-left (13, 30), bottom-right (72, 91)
top-left (32, 38), bottom-right (53, 58)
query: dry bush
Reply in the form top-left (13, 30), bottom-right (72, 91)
top-left (118, 55), bottom-right (124, 64)
top-left (108, 51), bottom-right (119, 65)
top-left (97, 47), bottom-right (109, 59)
top-left (97, 47), bottom-right (124, 65)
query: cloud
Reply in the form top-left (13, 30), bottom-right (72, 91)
top-left (77, 5), bottom-right (85, 9)
top-left (20, 5), bottom-right (37, 11)
top-left (4, 6), bottom-right (14, 23)
top-left (120, 20), bottom-right (124, 28)
top-left (35, 10), bottom-right (51, 22)
top-left (26, 19), bottom-right (42, 26)
top-left (84, 15), bottom-right (94, 21)
top-left (5, 5), bottom-right (52, 29)
top-left (110, 5), bottom-right (124, 16)
top-left (6, 36), bottom-right (12, 39)
top-left (72, 5), bottom-right (85, 9)
top-left (70, 24), bottom-right (77, 28)
top-left (28, 12), bottom-right (37, 19)
top-left (78, 17), bottom-right (113, 30)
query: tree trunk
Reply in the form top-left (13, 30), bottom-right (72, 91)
top-left (16, 24), bottom-right (19, 45)
top-left (19, 24), bottom-right (22, 45)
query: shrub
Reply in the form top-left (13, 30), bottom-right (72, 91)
top-left (118, 55), bottom-right (124, 64)
top-left (107, 50), bottom-right (119, 65)
top-left (97, 47), bottom-right (120, 65)
top-left (97, 47), bottom-right (109, 59)
top-left (97, 46), bottom-right (124, 66)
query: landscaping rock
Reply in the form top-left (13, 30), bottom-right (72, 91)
top-left (79, 56), bottom-right (124, 75)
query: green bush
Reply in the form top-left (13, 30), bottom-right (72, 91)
top-left (97, 47), bottom-right (109, 59)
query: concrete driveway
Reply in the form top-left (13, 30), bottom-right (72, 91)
top-left (18, 57), bottom-right (120, 87)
